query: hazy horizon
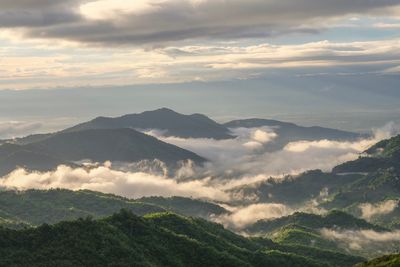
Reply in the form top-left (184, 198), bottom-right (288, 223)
top-left (1, 0), bottom-right (400, 138)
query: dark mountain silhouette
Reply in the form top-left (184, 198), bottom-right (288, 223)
top-left (3, 109), bottom-right (365, 150)
top-left (64, 108), bottom-right (234, 139)
top-left (0, 128), bottom-right (205, 176)
top-left (224, 118), bottom-right (364, 150)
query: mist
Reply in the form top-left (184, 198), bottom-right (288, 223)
top-left (321, 228), bottom-right (400, 256)
top-left (0, 123), bottom-right (398, 228)
top-left (359, 200), bottom-right (399, 220)
top-left (0, 163), bottom-right (230, 202)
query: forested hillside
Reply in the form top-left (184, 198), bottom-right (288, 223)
top-left (0, 210), bottom-right (364, 267)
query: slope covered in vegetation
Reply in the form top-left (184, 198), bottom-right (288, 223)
top-left (0, 210), bottom-right (364, 267)
top-left (0, 189), bottom-right (227, 228)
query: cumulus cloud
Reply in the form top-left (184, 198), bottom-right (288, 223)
top-left (0, 163), bottom-right (230, 201)
top-left (359, 200), bottom-right (399, 220)
top-left (214, 203), bottom-right (292, 229)
top-left (321, 228), bottom-right (400, 254)
top-left (0, 121), bottom-right (42, 139)
top-left (1, 0), bottom-right (399, 45)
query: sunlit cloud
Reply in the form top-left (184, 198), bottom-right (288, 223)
top-left (359, 200), bottom-right (399, 220)
top-left (321, 228), bottom-right (400, 254)
top-left (0, 163), bottom-right (230, 202)
top-left (1, 38), bottom-right (400, 90)
top-left (214, 203), bottom-right (292, 229)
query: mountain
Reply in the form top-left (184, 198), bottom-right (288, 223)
top-left (137, 196), bottom-right (228, 219)
top-left (4, 110), bottom-right (366, 147)
top-left (0, 209), bottom-right (364, 267)
top-left (25, 128), bottom-right (205, 164)
top-left (224, 118), bottom-right (364, 151)
top-left (366, 134), bottom-right (400, 158)
top-left (324, 135), bottom-right (400, 213)
top-left (0, 189), bottom-right (228, 228)
top-left (232, 136), bottom-right (400, 216)
top-left (322, 168), bottom-right (400, 212)
top-left (333, 134), bottom-right (400, 174)
top-left (0, 128), bottom-right (205, 176)
top-left (246, 210), bottom-right (385, 235)
top-left (245, 211), bottom-right (397, 259)
top-left (229, 170), bottom-right (363, 205)
top-left (64, 108), bottom-right (234, 139)
top-left (0, 143), bottom-right (73, 176)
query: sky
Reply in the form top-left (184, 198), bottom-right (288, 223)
top-left (0, 0), bottom-right (400, 136)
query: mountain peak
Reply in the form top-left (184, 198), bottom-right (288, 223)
top-left (63, 108), bottom-right (233, 140)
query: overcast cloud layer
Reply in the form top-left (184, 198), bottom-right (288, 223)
top-left (0, 0), bottom-right (399, 90)
top-left (0, 0), bottom-right (399, 45)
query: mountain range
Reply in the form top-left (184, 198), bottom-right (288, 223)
top-left (0, 109), bottom-right (399, 266)
top-left (224, 118), bottom-right (365, 151)
top-left (0, 127), bottom-right (205, 176)
top-left (0, 108), bottom-right (365, 176)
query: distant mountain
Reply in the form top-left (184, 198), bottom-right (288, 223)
top-left (25, 128), bottom-right (205, 164)
top-left (0, 143), bottom-right (75, 176)
top-left (246, 210), bottom-right (385, 235)
top-left (3, 109), bottom-right (365, 149)
top-left (229, 170), bottom-right (363, 205)
top-left (224, 118), bottom-right (364, 151)
top-left (64, 108), bottom-right (234, 139)
top-left (0, 128), bottom-right (205, 176)
top-left (137, 196), bottom-right (227, 219)
top-left (0, 209), bottom-right (364, 267)
top-left (0, 189), bottom-right (227, 228)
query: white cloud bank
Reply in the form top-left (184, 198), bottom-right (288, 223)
top-left (0, 163), bottom-right (230, 202)
top-left (0, 123), bottom-right (398, 229)
top-left (149, 124), bottom-right (397, 186)
top-left (214, 203), bottom-right (292, 229)
top-left (0, 121), bottom-right (42, 139)
top-left (0, 123), bottom-right (396, 201)
top-left (360, 200), bottom-right (399, 220)
top-left (321, 228), bottom-right (400, 252)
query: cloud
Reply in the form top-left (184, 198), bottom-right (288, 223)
top-left (213, 189), bottom-right (328, 229)
top-left (373, 22), bottom-right (400, 29)
top-left (214, 203), bottom-right (292, 229)
top-left (0, 123), bottom-right (398, 218)
top-left (148, 124), bottom-right (397, 188)
top-left (0, 0), bottom-right (82, 28)
top-left (0, 121), bottom-right (42, 139)
top-left (321, 228), bottom-right (400, 252)
top-left (2, 37), bottom-right (400, 90)
top-left (1, 0), bottom-right (399, 45)
top-left (359, 200), bottom-right (399, 220)
top-left (0, 163), bottom-right (230, 201)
